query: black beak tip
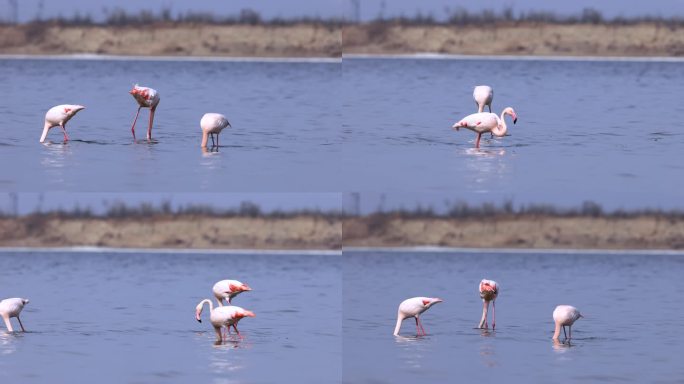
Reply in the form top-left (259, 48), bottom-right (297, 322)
top-left (513, 118), bottom-right (517, 124)
top-left (197, 319), bottom-right (202, 323)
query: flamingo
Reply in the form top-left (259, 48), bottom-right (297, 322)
top-left (393, 297), bottom-right (443, 336)
top-left (200, 113), bottom-right (231, 148)
top-left (552, 305), bottom-right (583, 341)
top-left (478, 279), bottom-right (499, 329)
top-left (40, 105), bottom-right (85, 143)
top-left (129, 84), bottom-right (160, 141)
top-left (212, 279), bottom-right (252, 306)
top-left (195, 299), bottom-right (255, 341)
top-left (453, 107), bottom-right (518, 148)
top-left (473, 85), bottom-right (493, 113)
top-left (0, 298), bottom-right (29, 332)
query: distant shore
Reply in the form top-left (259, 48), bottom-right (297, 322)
top-left (343, 215), bottom-right (684, 250)
top-left (0, 215), bottom-right (342, 250)
top-left (343, 23), bottom-right (684, 57)
top-left (0, 23), bottom-right (341, 58)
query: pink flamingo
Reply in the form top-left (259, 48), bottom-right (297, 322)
top-left (473, 85), bottom-right (493, 113)
top-left (200, 113), bottom-right (231, 148)
top-left (393, 297), bottom-right (443, 336)
top-left (552, 305), bottom-right (583, 341)
top-left (212, 279), bottom-right (251, 306)
top-left (0, 298), bottom-right (29, 332)
top-left (478, 279), bottom-right (499, 329)
top-left (195, 299), bottom-right (255, 341)
top-left (40, 105), bottom-right (85, 143)
top-left (452, 107), bottom-right (518, 148)
top-left (129, 84), bottom-right (160, 141)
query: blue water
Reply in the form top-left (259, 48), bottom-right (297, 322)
top-left (0, 250), bottom-right (341, 383)
top-left (343, 249), bottom-right (684, 383)
top-left (0, 58), bottom-right (340, 191)
top-left (342, 57), bottom-right (684, 210)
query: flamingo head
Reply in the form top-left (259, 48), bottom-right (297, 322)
top-left (67, 105), bottom-right (86, 115)
top-left (195, 304), bottom-right (204, 323)
top-left (229, 282), bottom-right (252, 293)
top-left (452, 120), bottom-right (465, 131)
top-left (504, 107), bottom-right (518, 124)
top-left (22, 298), bottom-right (29, 305)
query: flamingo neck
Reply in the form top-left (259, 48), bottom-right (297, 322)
top-left (393, 314), bottom-right (404, 336)
top-left (492, 111), bottom-right (508, 137)
top-left (552, 322), bottom-right (562, 340)
top-left (201, 131), bottom-right (209, 148)
top-left (201, 299), bottom-right (214, 312)
top-left (478, 301), bottom-right (489, 328)
top-left (40, 121), bottom-right (51, 143)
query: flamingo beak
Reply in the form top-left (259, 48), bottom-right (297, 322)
top-left (196, 310), bottom-right (202, 322)
top-left (242, 284), bottom-right (252, 292)
top-left (513, 115), bottom-right (518, 124)
top-left (244, 310), bottom-right (256, 318)
top-left (452, 122), bottom-right (460, 131)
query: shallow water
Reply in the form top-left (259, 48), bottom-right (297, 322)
top-left (342, 58), bottom-right (684, 209)
top-left (343, 250), bottom-right (684, 383)
top-left (0, 250), bottom-right (341, 383)
top-left (0, 58), bottom-right (340, 191)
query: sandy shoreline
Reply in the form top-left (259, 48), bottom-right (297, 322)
top-left (343, 23), bottom-right (684, 57)
top-left (0, 23), bottom-right (341, 58)
top-left (0, 215), bottom-right (342, 250)
top-left (343, 215), bottom-right (684, 250)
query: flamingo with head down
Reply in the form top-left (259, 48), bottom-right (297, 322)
top-left (552, 305), bottom-right (583, 341)
top-left (200, 113), bottom-right (231, 148)
top-left (478, 279), bottom-right (499, 329)
top-left (195, 299), bottom-right (255, 341)
top-left (0, 298), bottom-right (29, 332)
top-left (393, 297), bottom-right (443, 336)
top-left (473, 85), bottom-right (493, 113)
top-left (40, 105), bottom-right (85, 143)
top-left (212, 279), bottom-right (252, 306)
top-left (453, 107), bottom-right (518, 148)
top-left (129, 84), bottom-right (160, 141)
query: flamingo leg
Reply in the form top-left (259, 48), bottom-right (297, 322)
top-left (562, 326), bottom-right (567, 340)
top-left (60, 124), bottom-right (69, 141)
top-left (414, 317), bottom-right (421, 335)
top-left (492, 300), bottom-right (496, 330)
top-left (210, 133), bottom-right (215, 147)
top-left (488, 104), bottom-right (492, 113)
top-left (233, 324), bottom-right (243, 339)
top-left (131, 107), bottom-right (142, 140)
top-left (475, 133), bottom-right (482, 148)
top-left (214, 326), bottom-right (223, 342)
top-left (417, 317), bottom-right (426, 335)
top-left (16, 316), bottom-right (25, 332)
top-left (147, 107), bottom-right (156, 141)
top-left (216, 133), bottom-right (219, 147)
top-left (568, 325), bottom-right (572, 340)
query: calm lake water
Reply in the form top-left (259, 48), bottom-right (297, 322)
top-left (0, 250), bottom-right (341, 383)
top-left (343, 57), bottom-right (684, 209)
top-left (343, 249), bottom-right (684, 383)
top-left (0, 58), bottom-right (340, 191)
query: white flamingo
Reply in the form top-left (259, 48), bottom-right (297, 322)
top-left (552, 305), bottom-right (583, 341)
top-left (452, 107), bottom-right (518, 148)
top-left (473, 85), bottom-right (493, 113)
top-left (0, 298), bottom-right (29, 332)
top-left (212, 279), bottom-right (252, 306)
top-left (40, 105), bottom-right (85, 143)
top-left (393, 297), bottom-right (443, 336)
top-left (129, 84), bottom-right (160, 141)
top-left (200, 113), bottom-right (231, 148)
top-left (195, 299), bottom-right (255, 341)
top-left (478, 279), bottom-right (499, 329)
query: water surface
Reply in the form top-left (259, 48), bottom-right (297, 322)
top-left (343, 58), bottom-right (684, 209)
top-left (0, 58), bottom-right (341, 191)
top-left (0, 250), bottom-right (341, 383)
top-left (343, 249), bottom-right (684, 383)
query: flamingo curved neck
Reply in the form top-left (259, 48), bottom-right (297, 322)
top-left (40, 122), bottom-right (51, 143)
top-left (393, 314), bottom-right (404, 336)
top-left (492, 111), bottom-right (508, 137)
top-left (478, 301), bottom-right (489, 328)
top-left (552, 322), bottom-right (562, 340)
top-left (201, 131), bottom-right (209, 148)
top-left (200, 299), bottom-right (214, 312)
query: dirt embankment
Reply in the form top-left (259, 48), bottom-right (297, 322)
top-left (343, 215), bottom-right (684, 250)
top-left (0, 215), bottom-right (342, 250)
top-left (0, 23), bottom-right (341, 57)
top-left (343, 23), bottom-right (684, 56)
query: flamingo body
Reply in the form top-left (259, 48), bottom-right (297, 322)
top-left (40, 104), bottom-right (85, 142)
top-left (212, 279), bottom-right (251, 306)
top-left (452, 107), bottom-right (518, 148)
top-left (393, 297), bottom-right (443, 336)
top-left (478, 279), bottom-right (499, 329)
top-left (552, 305), bottom-right (582, 341)
top-left (0, 298), bottom-right (29, 332)
top-left (129, 84), bottom-right (160, 140)
top-left (473, 85), bottom-right (493, 113)
top-left (195, 299), bottom-right (255, 341)
top-left (200, 113), bottom-right (231, 148)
